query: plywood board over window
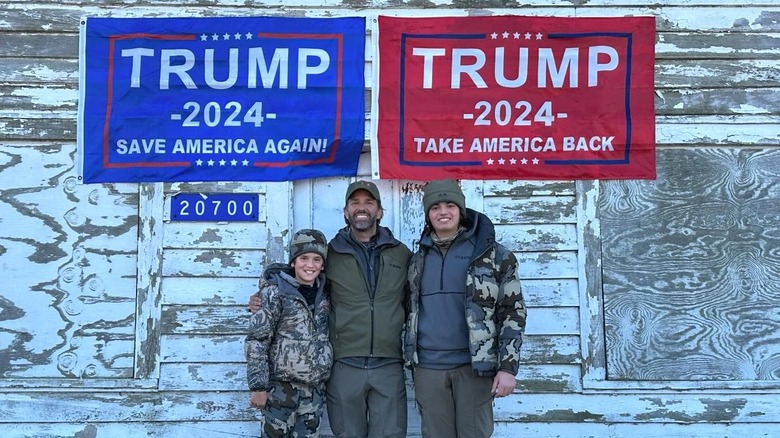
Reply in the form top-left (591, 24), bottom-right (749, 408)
top-left (598, 149), bottom-right (780, 385)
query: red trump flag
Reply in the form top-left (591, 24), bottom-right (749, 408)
top-left (372, 15), bottom-right (656, 180)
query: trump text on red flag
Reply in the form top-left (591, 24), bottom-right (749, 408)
top-left (373, 15), bottom-right (656, 180)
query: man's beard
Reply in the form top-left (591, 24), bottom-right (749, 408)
top-left (349, 213), bottom-right (376, 231)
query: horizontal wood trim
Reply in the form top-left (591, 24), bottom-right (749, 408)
top-left (0, 378), bottom-right (157, 389)
top-left (523, 278), bottom-right (579, 307)
top-left (158, 362), bottom-right (581, 392)
top-left (0, 86), bottom-right (76, 111)
top-left (1, 6), bottom-right (779, 32)
top-left (162, 222), bottom-right (270, 250)
top-left (161, 277), bottom-right (259, 305)
top-left (483, 180), bottom-right (576, 197)
top-left (159, 333), bottom-right (580, 365)
top-left (159, 305), bottom-right (577, 336)
top-left (495, 224), bottom-right (578, 251)
top-left (160, 335), bottom-right (246, 363)
top-left (165, 181), bottom-right (270, 194)
top-left (529, 307), bottom-right (580, 336)
top-left (0, 59), bottom-right (78, 84)
top-left (3, 29), bottom-right (780, 60)
top-left (0, 391), bottom-right (255, 422)
top-left (585, 378), bottom-right (780, 391)
top-left (161, 249), bottom-right (265, 277)
top-left (2, 417), bottom-right (780, 438)
top-left (3, 415), bottom-right (780, 437)
top-left (655, 88), bottom-right (780, 115)
top-left (655, 32), bottom-right (780, 60)
top-left (494, 422), bottom-right (780, 437)
top-left (518, 364), bottom-right (583, 393)
top-left (492, 392), bottom-right (780, 422)
top-left (486, 196), bottom-right (577, 224)
top-left (160, 305), bottom-right (247, 335)
top-left (6, 390), bottom-right (780, 423)
top-left (0, 422), bottom-right (261, 438)
top-left (514, 250), bottom-right (579, 279)
top-left (523, 335), bottom-right (581, 364)
top-left (657, 60), bottom-right (780, 88)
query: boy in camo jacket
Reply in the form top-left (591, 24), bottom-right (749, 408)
top-left (245, 229), bottom-right (332, 437)
top-left (405, 179), bottom-right (527, 438)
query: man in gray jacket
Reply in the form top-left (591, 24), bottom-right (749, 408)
top-left (250, 180), bottom-right (411, 438)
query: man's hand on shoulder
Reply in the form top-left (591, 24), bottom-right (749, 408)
top-left (247, 293), bottom-right (261, 313)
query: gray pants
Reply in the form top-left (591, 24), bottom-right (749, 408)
top-left (326, 361), bottom-right (407, 438)
top-left (413, 365), bottom-right (494, 438)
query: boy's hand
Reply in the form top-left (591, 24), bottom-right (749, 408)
top-left (249, 391), bottom-right (268, 408)
top-left (491, 370), bottom-right (515, 398)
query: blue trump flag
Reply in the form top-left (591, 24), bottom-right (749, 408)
top-left (78, 16), bottom-right (366, 183)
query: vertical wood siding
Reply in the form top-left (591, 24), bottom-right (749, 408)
top-left (1, 1), bottom-right (779, 437)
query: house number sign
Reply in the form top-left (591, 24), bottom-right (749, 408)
top-left (170, 193), bottom-right (260, 222)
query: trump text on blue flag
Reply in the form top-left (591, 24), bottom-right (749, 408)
top-left (79, 16), bottom-right (365, 182)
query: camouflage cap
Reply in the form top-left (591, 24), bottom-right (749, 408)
top-left (345, 180), bottom-right (381, 206)
top-left (288, 229), bottom-right (328, 265)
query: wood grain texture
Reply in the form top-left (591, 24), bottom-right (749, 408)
top-left (601, 148), bottom-right (780, 381)
top-left (0, 143), bottom-right (139, 379)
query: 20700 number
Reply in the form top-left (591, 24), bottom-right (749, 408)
top-left (177, 199), bottom-right (254, 217)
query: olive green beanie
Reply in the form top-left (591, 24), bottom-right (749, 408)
top-left (422, 179), bottom-right (465, 215)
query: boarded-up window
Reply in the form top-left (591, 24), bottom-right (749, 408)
top-left (601, 149), bottom-right (780, 381)
top-left (0, 163), bottom-right (139, 379)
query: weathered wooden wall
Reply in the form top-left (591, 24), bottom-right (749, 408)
top-left (1, 0), bottom-right (779, 437)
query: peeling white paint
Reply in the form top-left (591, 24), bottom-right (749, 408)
top-left (11, 87), bottom-right (78, 106)
top-left (733, 104), bottom-right (770, 114)
top-left (656, 42), bottom-right (736, 55)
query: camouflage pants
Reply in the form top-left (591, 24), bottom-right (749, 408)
top-left (261, 380), bottom-right (326, 438)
